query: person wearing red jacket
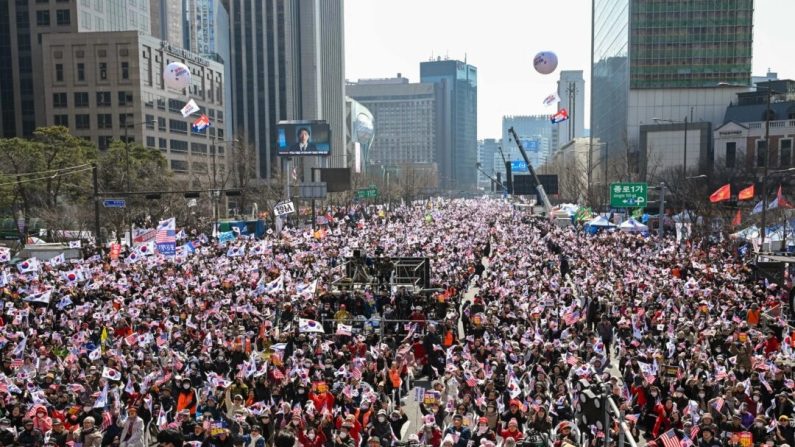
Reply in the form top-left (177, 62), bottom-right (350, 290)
top-left (651, 397), bottom-right (674, 439)
top-left (499, 419), bottom-right (524, 443)
top-left (298, 425), bottom-right (327, 447)
top-left (335, 415), bottom-right (363, 446)
top-left (417, 421), bottom-right (443, 447)
top-left (308, 385), bottom-right (335, 413)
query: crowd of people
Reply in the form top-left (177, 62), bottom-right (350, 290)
top-left (0, 198), bottom-right (792, 447)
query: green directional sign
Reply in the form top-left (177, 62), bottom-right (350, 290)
top-left (610, 182), bottom-right (648, 208)
top-left (355, 187), bottom-right (378, 199)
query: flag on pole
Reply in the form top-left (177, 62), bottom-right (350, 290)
top-left (94, 383), bottom-right (109, 408)
top-left (23, 290), bottom-right (51, 304)
top-left (542, 92), bottom-right (561, 107)
top-left (155, 218), bottom-right (176, 256)
top-left (336, 323), bottom-right (352, 336)
top-left (738, 185), bottom-right (755, 201)
top-left (550, 108), bottom-right (569, 124)
top-left (657, 429), bottom-right (680, 447)
top-left (709, 184), bottom-right (731, 203)
top-left (17, 258), bottom-right (40, 274)
top-left (299, 318), bottom-right (325, 334)
top-left (0, 247), bottom-right (9, 263)
top-left (191, 114), bottom-right (211, 132)
top-left (68, 240), bottom-right (82, 249)
top-left (48, 253), bottom-right (65, 267)
top-left (732, 209), bottom-right (742, 227)
top-left (776, 185), bottom-right (793, 209)
top-left (102, 367), bottom-right (122, 381)
top-left (181, 98), bottom-right (200, 117)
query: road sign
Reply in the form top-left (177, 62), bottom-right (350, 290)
top-left (610, 183), bottom-right (648, 208)
top-left (103, 199), bottom-right (126, 208)
top-left (273, 201), bottom-right (296, 217)
top-left (510, 160), bottom-right (528, 172)
top-left (355, 187), bottom-right (378, 199)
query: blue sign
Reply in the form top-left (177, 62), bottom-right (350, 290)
top-left (103, 199), bottom-right (126, 208)
top-left (521, 139), bottom-right (539, 151)
top-left (510, 161), bottom-right (529, 172)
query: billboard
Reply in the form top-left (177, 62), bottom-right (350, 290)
top-left (510, 160), bottom-right (528, 172)
top-left (319, 168), bottom-right (352, 193)
top-left (276, 120), bottom-right (331, 156)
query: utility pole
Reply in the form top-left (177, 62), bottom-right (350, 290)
top-left (93, 163), bottom-right (101, 245)
top-left (761, 87), bottom-right (773, 251)
top-left (658, 182), bottom-right (666, 237)
top-left (124, 123), bottom-right (133, 246)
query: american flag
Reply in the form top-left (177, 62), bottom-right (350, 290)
top-left (658, 429), bottom-right (680, 447)
top-left (156, 218), bottom-right (176, 256)
top-left (563, 310), bottom-right (580, 326)
top-left (9, 359), bottom-right (23, 369)
top-left (711, 397), bottom-right (725, 412)
top-left (565, 353), bottom-right (578, 366)
top-left (191, 114), bottom-right (211, 132)
top-left (679, 436), bottom-right (693, 447)
top-left (690, 426), bottom-right (700, 439)
top-left (351, 367), bottom-right (362, 381)
top-left (465, 373), bottom-right (478, 388)
top-left (101, 410), bottom-right (113, 430)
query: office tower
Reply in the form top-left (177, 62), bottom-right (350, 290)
top-left (500, 115), bottom-right (553, 175)
top-left (150, 0), bottom-right (184, 47)
top-left (41, 31), bottom-right (227, 180)
top-left (591, 0), bottom-right (754, 183)
top-left (553, 70), bottom-right (585, 150)
top-left (420, 58), bottom-right (477, 191)
top-left (0, 0), bottom-right (153, 137)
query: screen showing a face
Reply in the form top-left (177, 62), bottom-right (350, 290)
top-left (276, 121), bottom-right (331, 156)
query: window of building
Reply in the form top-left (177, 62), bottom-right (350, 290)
top-left (99, 62), bottom-right (107, 80)
top-left (36, 10), bottom-right (50, 26)
top-left (170, 160), bottom-right (188, 172)
top-left (74, 92), bottom-right (89, 107)
top-left (157, 117), bottom-right (166, 131)
top-left (96, 91), bottom-right (111, 106)
top-left (146, 136), bottom-right (156, 148)
top-left (118, 113), bottom-right (133, 128)
top-left (158, 138), bottom-right (167, 150)
top-left (53, 93), bottom-right (67, 108)
top-left (170, 140), bottom-right (188, 153)
top-left (36, 0), bottom-right (49, 3)
top-left (97, 114), bottom-right (112, 129)
top-left (121, 61), bottom-right (129, 80)
top-left (781, 139), bottom-right (792, 167)
top-left (98, 136), bottom-right (113, 151)
top-left (54, 114), bottom-right (68, 126)
top-left (217, 110), bottom-right (224, 123)
top-left (56, 9), bottom-right (70, 25)
top-left (192, 162), bottom-right (207, 173)
top-left (156, 97), bottom-right (165, 110)
top-left (55, 64), bottom-right (63, 82)
top-left (76, 63), bottom-right (85, 82)
top-left (191, 142), bottom-right (207, 154)
top-left (725, 142), bottom-right (736, 168)
top-left (169, 119), bottom-right (187, 134)
top-left (117, 91), bottom-right (133, 106)
top-left (145, 115), bottom-right (155, 129)
top-left (75, 114), bottom-right (90, 129)
top-left (167, 98), bottom-right (182, 113)
top-left (757, 140), bottom-right (768, 168)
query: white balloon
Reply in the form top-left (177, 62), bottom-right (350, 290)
top-left (164, 62), bottom-right (192, 90)
top-left (533, 51), bottom-right (558, 75)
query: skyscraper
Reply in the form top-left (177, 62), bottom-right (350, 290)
top-left (591, 0), bottom-right (754, 183)
top-left (553, 70), bottom-right (585, 151)
top-left (420, 58), bottom-right (477, 191)
top-left (501, 115), bottom-right (553, 174)
top-left (149, 0), bottom-right (184, 47)
top-left (0, 0), bottom-right (152, 137)
top-left (228, 0), bottom-right (345, 180)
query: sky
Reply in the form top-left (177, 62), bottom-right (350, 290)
top-left (344, 0), bottom-right (795, 140)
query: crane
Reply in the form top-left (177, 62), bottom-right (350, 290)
top-left (507, 126), bottom-right (553, 215)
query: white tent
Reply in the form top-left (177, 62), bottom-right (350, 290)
top-left (619, 218), bottom-right (648, 233)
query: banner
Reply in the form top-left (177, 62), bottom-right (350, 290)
top-left (156, 218), bottom-right (176, 256)
top-left (181, 99), bottom-right (199, 118)
top-left (550, 108), bottom-right (569, 124)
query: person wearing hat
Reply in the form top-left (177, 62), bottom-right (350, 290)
top-left (498, 418), bottom-right (524, 443)
top-left (333, 421), bottom-right (356, 447)
top-left (48, 418), bottom-right (68, 447)
top-left (500, 400), bottom-right (526, 432)
top-left (443, 414), bottom-right (472, 447)
top-left (697, 426), bottom-right (721, 447)
top-left (16, 418), bottom-right (44, 447)
top-left (775, 415), bottom-right (795, 446)
top-left (224, 383), bottom-right (250, 420)
top-left (471, 416), bottom-right (496, 447)
top-left (197, 394), bottom-right (223, 421)
top-left (388, 408), bottom-right (408, 441)
top-left (119, 406), bottom-right (145, 447)
top-left (367, 409), bottom-right (395, 447)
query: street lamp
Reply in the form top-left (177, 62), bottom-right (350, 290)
top-left (209, 137), bottom-right (238, 237)
top-left (122, 118), bottom-right (157, 246)
top-left (653, 109), bottom-right (693, 180)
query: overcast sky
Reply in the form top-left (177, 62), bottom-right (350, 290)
top-left (344, 0), bottom-right (793, 140)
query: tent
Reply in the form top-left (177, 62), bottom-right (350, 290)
top-left (584, 215), bottom-right (616, 234)
top-left (619, 218), bottom-right (648, 233)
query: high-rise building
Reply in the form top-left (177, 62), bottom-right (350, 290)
top-left (477, 139), bottom-right (500, 190)
top-left (552, 70), bottom-right (585, 151)
top-left (0, 0), bottom-right (153, 137)
top-left (40, 31), bottom-right (227, 181)
top-left (591, 0), bottom-right (754, 183)
top-left (228, 0), bottom-right (345, 180)
top-left (420, 58), bottom-right (477, 191)
top-left (347, 75), bottom-right (444, 169)
top-left (149, 0), bottom-right (184, 47)
top-left (500, 115), bottom-right (553, 176)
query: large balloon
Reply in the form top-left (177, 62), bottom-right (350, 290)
top-left (164, 62), bottom-right (191, 90)
top-left (533, 51), bottom-right (558, 75)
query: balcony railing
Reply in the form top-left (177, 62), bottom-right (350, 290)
top-left (747, 120), bottom-right (795, 129)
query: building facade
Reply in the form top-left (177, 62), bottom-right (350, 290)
top-left (420, 58), bottom-right (477, 191)
top-left (552, 70), bottom-right (585, 151)
top-left (541, 137), bottom-right (591, 203)
top-left (40, 31), bottom-right (227, 182)
top-left (347, 76), bottom-right (443, 169)
top-left (500, 115), bottom-right (553, 175)
top-left (0, 0), bottom-right (155, 138)
top-left (591, 0), bottom-right (754, 183)
top-left (477, 138), bottom-right (500, 190)
top-left (149, 0), bottom-right (184, 47)
top-left (344, 96), bottom-right (374, 175)
top-left (228, 0), bottom-right (345, 180)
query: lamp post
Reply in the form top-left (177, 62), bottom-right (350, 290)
top-left (209, 137), bottom-right (238, 237)
top-left (653, 110), bottom-right (692, 180)
top-left (122, 119), bottom-right (156, 246)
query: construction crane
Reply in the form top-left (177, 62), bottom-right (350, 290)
top-left (507, 126), bottom-right (553, 215)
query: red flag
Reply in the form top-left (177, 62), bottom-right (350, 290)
top-left (738, 185), bottom-right (755, 201)
top-left (732, 209), bottom-right (742, 227)
top-left (777, 185), bottom-right (793, 209)
top-left (709, 184), bottom-right (731, 203)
